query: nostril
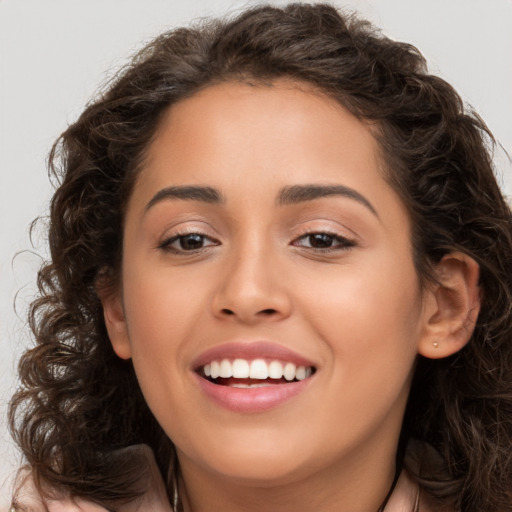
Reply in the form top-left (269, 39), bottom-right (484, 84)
top-left (218, 307), bottom-right (280, 318)
top-left (260, 309), bottom-right (278, 315)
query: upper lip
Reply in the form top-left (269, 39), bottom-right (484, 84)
top-left (191, 341), bottom-right (317, 371)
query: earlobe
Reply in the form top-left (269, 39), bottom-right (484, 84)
top-left (97, 283), bottom-right (132, 360)
top-left (418, 252), bottom-right (481, 360)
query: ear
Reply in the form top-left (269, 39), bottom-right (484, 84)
top-left (97, 282), bottom-right (132, 360)
top-left (418, 252), bottom-right (481, 359)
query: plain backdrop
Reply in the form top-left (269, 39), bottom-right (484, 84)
top-left (1, 0), bottom-right (511, 505)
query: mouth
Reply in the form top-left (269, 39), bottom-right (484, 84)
top-left (192, 341), bottom-right (317, 412)
top-left (197, 358), bottom-right (316, 388)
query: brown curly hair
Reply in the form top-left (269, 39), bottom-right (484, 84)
top-left (10, 3), bottom-right (512, 511)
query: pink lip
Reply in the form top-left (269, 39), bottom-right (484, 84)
top-left (192, 341), bottom-right (316, 413)
top-left (195, 373), bottom-right (313, 413)
top-left (191, 341), bottom-right (316, 369)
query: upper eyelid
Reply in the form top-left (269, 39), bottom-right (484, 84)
top-left (157, 232), bottom-right (220, 254)
top-left (157, 220), bottom-right (220, 240)
top-left (291, 222), bottom-right (358, 241)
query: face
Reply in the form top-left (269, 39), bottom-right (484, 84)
top-left (105, 81), bottom-right (432, 489)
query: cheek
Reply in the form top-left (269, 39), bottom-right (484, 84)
top-left (299, 255), bottom-right (423, 381)
top-left (295, 261), bottom-right (422, 443)
top-left (123, 259), bottom-right (209, 348)
top-left (121, 303), bottom-right (196, 445)
top-left (119, 262), bottom-right (211, 407)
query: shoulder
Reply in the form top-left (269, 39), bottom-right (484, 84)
top-left (386, 470), bottom-right (449, 512)
top-left (10, 446), bottom-right (173, 512)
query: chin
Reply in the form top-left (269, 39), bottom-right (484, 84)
top-left (178, 434), bottom-right (314, 486)
top-left (211, 457), bottom-right (310, 487)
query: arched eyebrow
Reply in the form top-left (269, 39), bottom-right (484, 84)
top-left (145, 183), bottom-right (378, 218)
top-left (277, 184), bottom-right (379, 218)
top-left (145, 185), bottom-right (224, 212)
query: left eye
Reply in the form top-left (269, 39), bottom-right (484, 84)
top-left (293, 232), bottom-right (354, 250)
top-left (159, 233), bottom-right (219, 252)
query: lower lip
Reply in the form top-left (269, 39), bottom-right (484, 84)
top-left (195, 374), bottom-right (312, 413)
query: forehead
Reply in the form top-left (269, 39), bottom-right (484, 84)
top-left (136, 80), bottom-right (386, 196)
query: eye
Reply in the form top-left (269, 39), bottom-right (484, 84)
top-left (292, 232), bottom-right (355, 251)
top-left (159, 232), bottom-right (219, 253)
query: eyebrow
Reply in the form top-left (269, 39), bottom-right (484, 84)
top-left (145, 183), bottom-right (378, 218)
top-left (145, 185), bottom-right (224, 211)
top-left (277, 184), bottom-right (379, 217)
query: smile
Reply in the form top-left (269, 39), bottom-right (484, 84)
top-left (193, 342), bottom-right (317, 412)
top-left (201, 358), bottom-right (314, 386)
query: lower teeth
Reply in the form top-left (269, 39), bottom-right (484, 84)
top-left (206, 373), bottom-right (314, 386)
top-left (230, 382), bottom-right (273, 388)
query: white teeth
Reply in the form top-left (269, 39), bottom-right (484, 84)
top-left (268, 360), bottom-right (283, 379)
top-left (249, 359), bottom-right (269, 380)
top-left (232, 358), bottom-right (250, 378)
top-left (210, 360), bottom-right (220, 379)
top-left (219, 359), bottom-right (232, 378)
top-left (296, 366), bottom-right (306, 381)
top-left (283, 362), bottom-right (296, 381)
top-left (202, 358), bottom-right (313, 382)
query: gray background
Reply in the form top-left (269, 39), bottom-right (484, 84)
top-left (1, 0), bottom-right (511, 506)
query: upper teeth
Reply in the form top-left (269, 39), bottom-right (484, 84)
top-left (203, 359), bottom-right (312, 381)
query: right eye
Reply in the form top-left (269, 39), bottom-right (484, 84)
top-left (159, 233), bottom-right (219, 253)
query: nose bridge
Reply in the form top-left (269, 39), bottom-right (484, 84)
top-left (211, 232), bottom-right (291, 322)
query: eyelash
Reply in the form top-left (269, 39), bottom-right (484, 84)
top-left (158, 232), bottom-right (220, 254)
top-left (158, 230), bottom-right (355, 255)
top-left (291, 231), bottom-right (356, 253)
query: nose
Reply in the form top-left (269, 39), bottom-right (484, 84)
top-left (211, 242), bottom-right (292, 324)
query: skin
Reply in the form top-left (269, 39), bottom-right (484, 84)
top-left (102, 81), bottom-right (480, 512)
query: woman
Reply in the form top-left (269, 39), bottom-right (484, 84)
top-left (9, 3), bottom-right (512, 511)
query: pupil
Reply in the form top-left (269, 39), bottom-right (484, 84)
top-left (309, 233), bottom-right (333, 248)
top-left (181, 234), bottom-right (203, 250)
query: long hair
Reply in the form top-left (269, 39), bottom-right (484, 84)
top-left (10, 4), bottom-right (512, 511)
